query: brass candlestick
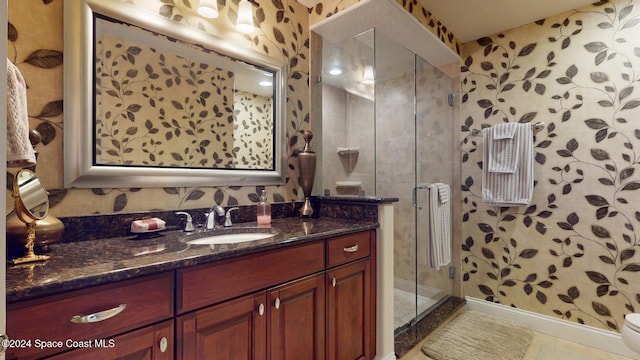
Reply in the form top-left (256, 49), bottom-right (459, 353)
top-left (298, 130), bottom-right (316, 217)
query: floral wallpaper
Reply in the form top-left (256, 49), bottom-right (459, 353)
top-left (461, 0), bottom-right (640, 332)
top-left (7, 0), bottom-right (309, 216)
top-left (233, 90), bottom-right (273, 169)
top-left (96, 27), bottom-right (236, 168)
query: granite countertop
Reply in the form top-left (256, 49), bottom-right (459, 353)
top-left (6, 217), bottom-right (377, 304)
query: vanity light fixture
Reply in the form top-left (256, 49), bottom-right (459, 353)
top-left (197, 0), bottom-right (219, 19)
top-left (236, 0), bottom-right (255, 34)
top-left (362, 65), bottom-right (374, 85)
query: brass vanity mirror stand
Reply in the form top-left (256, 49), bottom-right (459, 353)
top-left (10, 169), bottom-right (51, 265)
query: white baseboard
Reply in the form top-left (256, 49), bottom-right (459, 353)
top-left (465, 296), bottom-right (639, 359)
top-left (374, 351), bottom-right (397, 360)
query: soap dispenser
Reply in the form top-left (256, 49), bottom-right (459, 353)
top-left (257, 189), bottom-right (271, 225)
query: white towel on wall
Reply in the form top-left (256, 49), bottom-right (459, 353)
top-left (427, 183), bottom-right (451, 269)
top-left (482, 123), bottom-right (534, 206)
top-left (6, 59), bottom-right (36, 168)
top-left (488, 123), bottom-right (519, 173)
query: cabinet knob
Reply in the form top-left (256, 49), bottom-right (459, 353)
top-left (159, 337), bottom-right (168, 353)
top-left (274, 297), bottom-right (281, 309)
top-left (70, 303), bottom-right (127, 323)
top-left (343, 244), bottom-right (359, 253)
top-left (258, 303), bottom-right (265, 316)
top-left (332, 277), bottom-right (336, 287)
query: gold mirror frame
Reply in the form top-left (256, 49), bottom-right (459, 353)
top-left (63, 0), bottom-right (287, 188)
top-left (10, 169), bottom-right (51, 264)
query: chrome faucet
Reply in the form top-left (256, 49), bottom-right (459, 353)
top-left (206, 205), bottom-right (225, 230)
top-left (175, 211), bottom-right (195, 232)
top-left (224, 207), bottom-right (240, 227)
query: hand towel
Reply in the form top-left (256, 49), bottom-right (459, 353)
top-left (427, 183), bottom-right (451, 269)
top-left (436, 183), bottom-right (449, 203)
top-left (6, 59), bottom-right (36, 168)
top-left (488, 123), bottom-right (519, 173)
top-left (482, 123), bottom-right (534, 206)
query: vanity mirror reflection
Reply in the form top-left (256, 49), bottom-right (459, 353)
top-left (10, 169), bottom-right (51, 264)
top-left (64, 0), bottom-right (287, 188)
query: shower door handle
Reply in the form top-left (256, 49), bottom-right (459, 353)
top-left (413, 185), bottom-right (426, 209)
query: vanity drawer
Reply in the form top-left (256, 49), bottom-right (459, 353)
top-left (327, 231), bottom-right (372, 268)
top-left (177, 240), bottom-right (324, 314)
top-left (7, 272), bottom-right (173, 360)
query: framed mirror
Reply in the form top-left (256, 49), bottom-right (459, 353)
top-left (64, 0), bottom-right (287, 188)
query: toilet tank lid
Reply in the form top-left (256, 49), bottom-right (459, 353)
top-left (626, 313), bottom-right (640, 329)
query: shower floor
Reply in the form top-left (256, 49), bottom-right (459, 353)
top-left (394, 287), bottom-right (440, 330)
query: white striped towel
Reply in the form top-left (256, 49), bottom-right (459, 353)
top-left (488, 123), bottom-right (519, 173)
top-left (427, 183), bottom-right (451, 269)
top-left (482, 123), bottom-right (534, 206)
top-left (6, 59), bottom-right (36, 168)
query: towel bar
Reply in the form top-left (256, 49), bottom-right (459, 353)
top-left (470, 121), bottom-right (544, 136)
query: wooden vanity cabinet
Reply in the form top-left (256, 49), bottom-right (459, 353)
top-left (176, 229), bottom-right (376, 360)
top-left (327, 260), bottom-right (372, 360)
top-left (47, 319), bottom-right (174, 360)
top-left (176, 241), bottom-right (327, 360)
top-left (7, 229), bottom-right (376, 360)
top-left (6, 272), bottom-right (174, 360)
top-left (326, 231), bottom-right (376, 360)
top-left (176, 273), bottom-right (326, 360)
top-left (177, 292), bottom-right (268, 360)
top-left (269, 273), bottom-right (326, 360)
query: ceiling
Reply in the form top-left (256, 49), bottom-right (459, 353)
top-left (419, 0), bottom-right (597, 43)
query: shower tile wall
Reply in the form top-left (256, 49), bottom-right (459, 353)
top-left (415, 59), bottom-right (455, 294)
top-left (321, 84), bottom-right (375, 196)
top-left (375, 59), bottom-right (417, 285)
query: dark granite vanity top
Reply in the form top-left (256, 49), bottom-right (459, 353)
top-left (7, 217), bottom-right (378, 304)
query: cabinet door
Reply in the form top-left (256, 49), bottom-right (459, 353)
top-left (269, 273), bottom-right (325, 360)
top-left (327, 259), bottom-right (372, 360)
top-left (47, 319), bottom-right (174, 360)
top-left (177, 292), bottom-right (267, 360)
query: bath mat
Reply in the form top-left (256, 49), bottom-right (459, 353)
top-left (421, 310), bottom-right (533, 360)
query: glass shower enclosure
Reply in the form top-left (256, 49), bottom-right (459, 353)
top-left (318, 29), bottom-right (456, 335)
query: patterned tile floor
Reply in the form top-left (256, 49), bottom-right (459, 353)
top-left (399, 322), bottom-right (636, 360)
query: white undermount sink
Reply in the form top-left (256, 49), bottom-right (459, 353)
top-left (181, 229), bottom-right (277, 245)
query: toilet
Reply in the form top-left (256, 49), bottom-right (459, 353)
top-left (622, 313), bottom-right (640, 354)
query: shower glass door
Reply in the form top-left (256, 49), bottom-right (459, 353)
top-left (374, 31), bottom-right (455, 331)
top-left (412, 53), bottom-right (455, 323)
top-left (318, 28), bottom-right (455, 334)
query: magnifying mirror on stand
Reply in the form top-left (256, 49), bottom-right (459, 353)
top-left (10, 169), bottom-right (51, 265)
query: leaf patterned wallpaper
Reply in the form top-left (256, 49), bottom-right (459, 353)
top-left (7, 0), bottom-right (309, 216)
top-left (461, 0), bottom-right (640, 332)
top-left (96, 29), bottom-right (237, 168)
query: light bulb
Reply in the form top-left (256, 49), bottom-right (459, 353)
top-left (328, 67), bottom-right (342, 75)
top-left (197, 0), bottom-right (219, 19)
top-left (236, 0), bottom-right (255, 34)
top-left (362, 65), bottom-right (374, 85)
